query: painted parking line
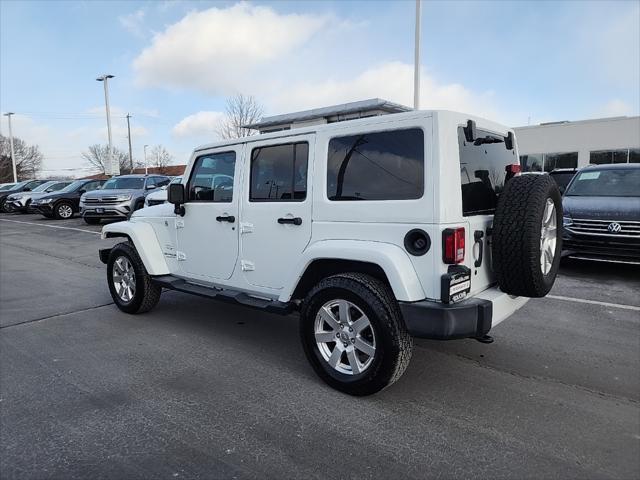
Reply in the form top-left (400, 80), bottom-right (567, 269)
top-left (0, 218), bottom-right (100, 235)
top-left (546, 294), bottom-right (640, 312)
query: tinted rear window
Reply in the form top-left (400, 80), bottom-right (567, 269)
top-left (459, 127), bottom-right (517, 215)
top-left (327, 128), bottom-right (424, 201)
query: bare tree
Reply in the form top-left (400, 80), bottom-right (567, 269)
top-left (82, 144), bottom-right (134, 174)
top-left (0, 134), bottom-right (44, 182)
top-left (217, 94), bottom-right (264, 139)
top-left (149, 145), bottom-right (173, 174)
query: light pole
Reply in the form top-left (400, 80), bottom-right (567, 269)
top-left (96, 74), bottom-right (116, 176)
top-left (126, 113), bottom-right (134, 173)
top-left (144, 144), bottom-right (149, 175)
top-left (413, 0), bottom-right (421, 110)
top-left (3, 112), bottom-right (17, 182)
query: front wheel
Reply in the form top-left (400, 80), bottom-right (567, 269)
top-left (107, 242), bottom-right (162, 314)
top-left (300, 273), bottom-right (413, 396)
top-left (54, 201), bottom-right (74, 220)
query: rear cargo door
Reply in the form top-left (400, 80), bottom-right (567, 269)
top-left (458, 125), bottom-right (518, 294)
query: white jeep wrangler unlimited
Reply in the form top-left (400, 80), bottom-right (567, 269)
top-left (99, 110), bottom-right (562, 396)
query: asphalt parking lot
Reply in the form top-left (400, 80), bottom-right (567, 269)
top-left (1, 213), bottom-right (639, 480)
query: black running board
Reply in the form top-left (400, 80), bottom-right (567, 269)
top-left (152, 275), bottom-right (294, 315)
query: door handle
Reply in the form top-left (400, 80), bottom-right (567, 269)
top-left (216, 215), bottom-right (235, 223)
top-left (277, 217), bottom-right (302, 226)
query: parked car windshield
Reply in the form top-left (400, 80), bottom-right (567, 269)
top-left (60, 180), bottom-right (88, 193)
top-left (31, 181), bottom-right (57, 192)
top-left (6, 180), bottom-right (30, 191)
top-left (0, 184), bottom-right (16, 191)
top-left (102, 177), bottom-right (144, 190)
top-left (565, 168), bottom-right (640, 197)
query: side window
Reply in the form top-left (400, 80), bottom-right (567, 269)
top-left (157, 177), bottom-right (170, 187)
top-left (327, 128), bottom-right (424, 201)
top-left (146, 177), bottom-right (157, 189)
top-left (188, 151), bottom-right (236, 202)
top-left (83, 181), bottom-right (100, 192)
top-left (250, 142), bottom-right (308, 202)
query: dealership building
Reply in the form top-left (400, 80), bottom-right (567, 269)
top-left (514, 116), bottom-right (640, 172)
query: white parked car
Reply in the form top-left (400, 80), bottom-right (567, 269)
top-left (99, 110), bottom-right (562, 395)
top-left (144, 176), bottom-right (183, 207)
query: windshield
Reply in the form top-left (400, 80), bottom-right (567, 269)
top-left (102, 177), bottom-right (144, 190)
top-left (0, 184), bottom-right (16, 191)
top-left (565, 168), bottom-right (640, 197)
top-left (32, 181), bottom-right (57, 192)
top-left (7, 180), bottom-right (30, 191)
top-left (59, 180), bottom-right (86, 193)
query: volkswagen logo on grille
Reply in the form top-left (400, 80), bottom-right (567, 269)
top-left (607, 222), bottom-right (622, 233)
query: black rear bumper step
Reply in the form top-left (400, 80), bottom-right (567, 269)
top-left (152, 275), bottom-right (294, 315)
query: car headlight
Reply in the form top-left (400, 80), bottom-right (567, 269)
top-left (42, 198), bottom-right (54, 204)
top-left (115, 194), bottom-right (132, 202)
top-left (563, 215), bottom-right (573, 227)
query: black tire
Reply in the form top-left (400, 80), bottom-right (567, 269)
top-left (53, 201), bottom-right (74, 220)
top-left (107, 242), bottom-right (162, 314)
top-left (299, 273), bottom-right (412, 396)
top-left (492, 174), bottom-right (563, 297)
top-left (83, 217), bottom-right (101, 225)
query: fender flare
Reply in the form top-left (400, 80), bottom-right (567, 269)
top-left (101, 221), bottom-right (169, 275)
top-left (279, 239), bottom-right (426, 302)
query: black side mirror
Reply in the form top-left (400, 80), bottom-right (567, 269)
top-left (504, 131), bottom-right (515, 150)
top-left (168, 183), bottom-right (186, 216)
top-left (78, 189), bottom-right (86, 195)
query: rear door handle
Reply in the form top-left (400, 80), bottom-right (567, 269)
top-left (216, 215), bottom-right (235, 223)
top-left (277, 217), bottom-right (302, 226)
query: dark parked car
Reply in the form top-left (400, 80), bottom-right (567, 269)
top-left (0, 179), bottom-right (51, 212)
top-left (549, 168), bottom-right (578, 194)
top-left (562, 164), bottom-right (640, 264)
top-left (31, 179), bottom-right (106, 220)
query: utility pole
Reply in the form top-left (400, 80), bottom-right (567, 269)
top-left (413, 0), bottom-right (421, 110)
top-left (96, 74), bottom-right (116, 176)
top-left (126, 113), bottom-right (134, 173)
top-left (144, 144), bottom-right (149, 175)
top-left (3, 112), bottom-right (17, 182)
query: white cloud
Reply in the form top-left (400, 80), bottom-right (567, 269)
top-left (598, 99), bottom-right (633, 117)
top-left (119, 9), bottom-right (147, 38)
top-left (173, 111), bottom-right (224, 138)
top-left (266, 62), bottom-right (510, 125)
top-left (133, 2), bottom-right (328, 94)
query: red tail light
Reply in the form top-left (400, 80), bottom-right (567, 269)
top-left (506, 163), bottom-right (521, 174)
top-left (443, 228), bottom-right (465, 264)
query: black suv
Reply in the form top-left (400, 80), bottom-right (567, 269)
top-left (31, 179), bottom-right (106, 220)
top-left (0, 179), bottom-right (50, 213)
top-left (562, 163), bottom-right (640, 263)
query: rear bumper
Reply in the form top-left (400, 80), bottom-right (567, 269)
top-left (399, 286), bottom-right (528, 340)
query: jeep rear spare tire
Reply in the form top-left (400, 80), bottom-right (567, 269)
top-left (492, 174), bottom-right (562, 297)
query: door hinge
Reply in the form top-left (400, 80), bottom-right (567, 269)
top-left (241, 260), bottom-right (255, 271)
top-left (240, 222), bottom-right (254, 234)
top-left (176, 251), bottom-right (187, 261)
top-left (175, 219), bottom-right (185, 229)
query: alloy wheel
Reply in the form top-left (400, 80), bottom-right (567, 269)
top-left (540, 198), bottom-right (557, 275)
top-left (112, 256), bottom-right (136, 302)
top-left (314, 299), bottom-right (376, 375)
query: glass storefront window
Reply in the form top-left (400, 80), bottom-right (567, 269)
top-left (544, 152), bottom-right (578, 172)
top-left (520, 154), bottom-right (543, 172)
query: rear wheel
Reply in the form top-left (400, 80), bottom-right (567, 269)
top-left (107, 242), bottom-right (162, 314)
top-left (83, 217), bottom-right (101, 225)
top-left (492, 174), bottom-right (562, 297)
top-left (300, 273), bottom-right (412, 396)
top-left (54, 201), bottom-right (74, 220)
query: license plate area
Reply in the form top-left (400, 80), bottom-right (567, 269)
top-left (96, 208), bottom-right (104, 213)
top-left (441, 265), bottom-right (471, 303)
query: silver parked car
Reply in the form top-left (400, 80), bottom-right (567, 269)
top-left (80, 174), bottom-right (170, 224)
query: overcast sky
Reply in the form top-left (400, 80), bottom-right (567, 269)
top-left (1, 0), bottom-right (638, 177)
